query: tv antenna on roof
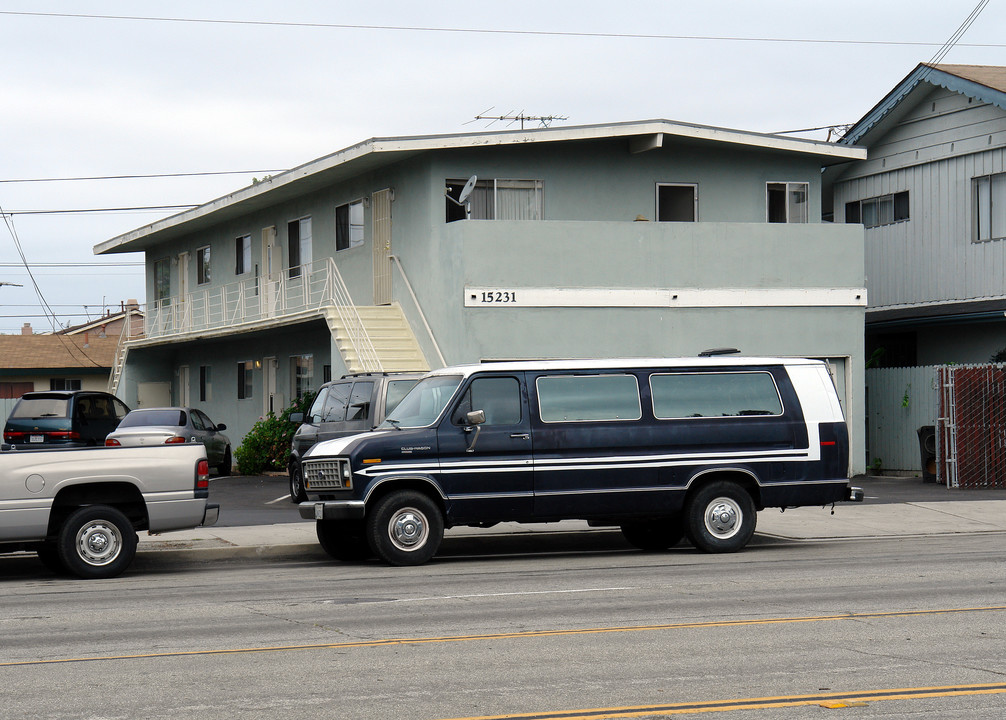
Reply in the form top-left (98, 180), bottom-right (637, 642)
top-left (467, 108), bottom-right (569, 130)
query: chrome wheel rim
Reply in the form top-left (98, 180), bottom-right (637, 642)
top-left (76, 521), bottom-right (123, 566)
top-left (388, 507), bottom-right (428, 552)
top-left (703, 497), bottom-right (742, 540)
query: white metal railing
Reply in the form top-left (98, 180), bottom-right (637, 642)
top-left (143, 258), bottom-right (381, 371)
top-left (390, 254), bottom-right (445, 367)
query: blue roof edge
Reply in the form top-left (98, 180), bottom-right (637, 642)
top-left (842, 63), bottom-right (1006, 146)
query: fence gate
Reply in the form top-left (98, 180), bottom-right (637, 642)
top-left (937, 365), bottom-right (1006, 489)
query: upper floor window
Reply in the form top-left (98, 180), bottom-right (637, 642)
top-left (288, 217), bottom-right (313, 278)
top-left (336, 200), bottom-right (365, 251)
top-left (767, 182), bottom-right (808, 223)
top-left (846, 191), bottom-right (909, 228)
top-left (154, 257), bottom-right (171, 307)
top-left (196, 246), bottom-right (211, 285)
top-left (235, 235), bottom-right (251, 275)
top-left (446, 178), bottom-right (543, 222)
top-left (974, 173), bottom-right (1006, 242)
top-left (656, 183), bottom-right (697, 222)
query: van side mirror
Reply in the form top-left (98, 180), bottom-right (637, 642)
top-left (465, 410), bottom-right (486, 453)
top-left (290, 412), bottom-right (304, 424)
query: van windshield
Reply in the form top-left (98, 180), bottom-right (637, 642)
top-left (380, 375), bottom-right (462, 429)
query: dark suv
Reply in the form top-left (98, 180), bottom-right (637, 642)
top-left (4, 390), bottom-right (131, 448)
top-left (288, 372), bottom-right (422, 502)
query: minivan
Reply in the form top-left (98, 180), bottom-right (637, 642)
top-left (299, 357), bottom-right (862, 566)
top-left (4, 390), bottom-right (131, 448)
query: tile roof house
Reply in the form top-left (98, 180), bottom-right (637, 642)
top-left (0, 330), bottom-right (118, 399)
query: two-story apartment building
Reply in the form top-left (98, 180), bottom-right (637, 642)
top-left (95, 119), bottom-right (868, 473)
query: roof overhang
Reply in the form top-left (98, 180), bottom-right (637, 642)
top-left (842, 63), bottom-right (1006, 147)
top-left (94, 119), bottom-right (865, 255)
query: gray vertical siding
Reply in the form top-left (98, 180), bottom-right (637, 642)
top-left (834, 87), bottom-right (1006, 310)
top-left (866, 366), bottom-right (939, 472)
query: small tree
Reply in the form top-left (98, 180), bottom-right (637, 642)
top-left (234, 393), bottom-right (314, 475)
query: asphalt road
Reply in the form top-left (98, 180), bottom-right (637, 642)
top-left (2, 532), bottom-right (1005, 719)
top-left (210, 472), bottom-right (1006, 528)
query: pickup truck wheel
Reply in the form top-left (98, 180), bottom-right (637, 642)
top-left (684, 481), bottom-right (756, 553)
top-left (217, 447), bottom-right (232, 476)
top-left (620, 518), bottom-right (684, 551)
top-left (57, 505), bottom-right (137, 579)
top-left (316, 519), bottom-right (371, 561)
top-left (289, 464), bottom-right (307, 504)
top-left (366, 491), bottom-right (443, 566)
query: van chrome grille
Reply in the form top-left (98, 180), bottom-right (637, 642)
top-left (304, 459), bottom-right (348, 489)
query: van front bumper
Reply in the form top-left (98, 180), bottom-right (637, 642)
top-left (299, 500), bottom-right (366, 521)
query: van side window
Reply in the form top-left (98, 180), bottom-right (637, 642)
top-left (346, 382), bottom-right (374, 421)
top-left (650, 372), bottom-right (783, 419)
top-left (322, 382), bottom-right (352, 422)
top-left (453, 377), bottom-right (521, 425)
top-left (537, 374), bottom-right (641, 422)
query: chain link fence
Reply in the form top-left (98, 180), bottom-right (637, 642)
top-left (937, 365), bottom-right (1006, 489)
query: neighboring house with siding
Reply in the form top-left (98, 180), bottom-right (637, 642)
top-left (94, 119), bottom-right (868, 473)
top-left (827, 63), bottom-right (1006, 470)
top-left (830, 63), bottom-right (1006, 366)
top-left (0, 330), bottom-right (118, 401)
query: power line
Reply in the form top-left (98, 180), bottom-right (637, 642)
top-left (0, 10), bottom-right (1003, 49)
top-left (2, 204), bottom-right (198, 216)
top-left (0, 169), bottom-right (286, 184)
top-left (0, 262), bottom-right (143, 267)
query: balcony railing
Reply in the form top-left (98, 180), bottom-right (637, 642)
top-left (143, 258), bottom-right (382, 371)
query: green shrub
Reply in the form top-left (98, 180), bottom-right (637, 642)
top-left (234, 393), bottom-right (314, 476)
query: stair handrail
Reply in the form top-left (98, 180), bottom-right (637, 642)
top-left (389, 254), bottom-right (446, 368)
top-left (325, 257), bottom-right (383, 372)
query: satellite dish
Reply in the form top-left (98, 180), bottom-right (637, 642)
top-left (457, 175), bottom-right (478, 205)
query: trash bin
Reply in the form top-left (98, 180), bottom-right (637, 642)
top-left (917, 425), bottom-right (937, 483)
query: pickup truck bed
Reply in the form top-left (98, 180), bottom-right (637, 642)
top-left (0, 443), bottom-right (218, 578)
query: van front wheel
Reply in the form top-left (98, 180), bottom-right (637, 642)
top-left (366, 491), bottom-right (443, 566)
top-left (685, 481), bottom-right (756, 553)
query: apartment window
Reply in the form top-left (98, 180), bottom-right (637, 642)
top-left (197, 246), bottom-right (211, 285)
top-left (287, 217), bottom-right (313, 278)
top-left (446, 178), bottom-right (543, 222)
top-left (291, 354), bottom-right (314, 400)
top-left (336, 200), bottom-right (365, 251)
top-left (656, 184), bottom-right (697, 222)
top-left (767, 182), bottom-right (809, 223)
top-left (235, 235), bottom-right (251, 275)
top-left (845, 191), bottom-right (909, 228)
top-left (974, 173), bottom-right (1006, 242)
top-left (49, 378), bottom-right (81, 391)
top-left (237, 361), bottom-right (253, 400)
top-left (154, 257), bottom-right (171, 307)
top-left (200, 365), bottom-right (212, 402)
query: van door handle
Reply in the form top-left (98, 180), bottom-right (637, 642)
top-left (510, 433), bottom-right (530, 440)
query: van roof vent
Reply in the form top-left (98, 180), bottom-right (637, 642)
top-left (698, 348), bottom-right (740, 357)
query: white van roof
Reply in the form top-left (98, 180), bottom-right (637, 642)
top-left (424, 357), bottom-right (825, 378)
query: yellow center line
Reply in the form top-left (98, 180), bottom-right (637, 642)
top-left (437, 683), bottom-right (1006, 719)
top-left (2, 605), bottom-right (1004, 668)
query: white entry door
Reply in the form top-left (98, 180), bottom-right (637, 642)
top-left (177, 252), bottom-right (190, 330)
top-left (178, 366), bottom-right (190, 406)
top-left (263, 356), bottom-right (278, 416)
top-left (261, 226), bottom-right (280, 316)
top-left (372, 189), bottom-right (393, 305)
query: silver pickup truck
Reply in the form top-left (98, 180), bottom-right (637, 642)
top-left (0, 443), bottom-right (219, 578)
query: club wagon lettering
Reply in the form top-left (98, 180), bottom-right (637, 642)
top-left (299, 357), bottom-right (863, 566)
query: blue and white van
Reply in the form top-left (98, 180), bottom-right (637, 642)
top-left (299, 357), bottom-right (862, 565)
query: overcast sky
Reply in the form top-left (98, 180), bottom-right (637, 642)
top-left (0, 1), bottom-right (1003, 333)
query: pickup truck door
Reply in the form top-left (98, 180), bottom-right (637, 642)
top-left (435, 373), bottom-right (533, 523)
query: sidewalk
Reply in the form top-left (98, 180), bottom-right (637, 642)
top-left (136, 491), bottom-right (1006, 562)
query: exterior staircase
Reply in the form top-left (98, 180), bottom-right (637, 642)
top-left (324, 303), bottom-right (429, 374)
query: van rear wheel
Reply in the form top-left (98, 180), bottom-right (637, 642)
top-left (685, 481), bottom-right (756, 553)
top-left (620, 519), bottom-right (684, 551)
top-left (366, 490), bottom-right (443, 566)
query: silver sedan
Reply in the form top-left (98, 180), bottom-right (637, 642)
top-left (106, 407), bottom-right (232, 475)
